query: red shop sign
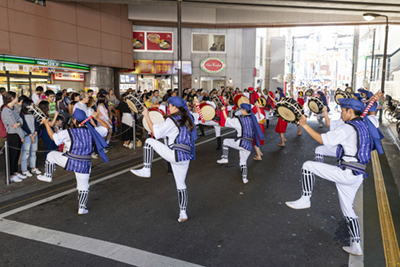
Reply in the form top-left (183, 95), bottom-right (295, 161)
top-left (200, 57), bottom-right (226, 74)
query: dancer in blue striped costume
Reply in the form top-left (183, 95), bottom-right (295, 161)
top-left (286, 98), bottom-right (383, 256)
top-left (130, 97), bottom-right (198, 223)
top-left (216, 103), bottom-right (264, 184)
top-left (37, 109), bottom-right (110, 215)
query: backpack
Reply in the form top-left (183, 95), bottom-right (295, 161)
top-left (0, 110), bottom-right (7, 138)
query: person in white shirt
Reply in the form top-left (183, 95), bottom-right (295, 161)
top-left (73, 93), bottom-right (92, 117)
top-left (31, 86), bottom-right (44, 104)
top-left (37, 109), bottom-right (109, 215)
top-left (130, 96), bottom-right (199, 223)
top-left (286, 97), bottom-right (382, 257)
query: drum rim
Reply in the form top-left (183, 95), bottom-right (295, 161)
top-left (276, 98), bottom-right (304, 122)
top-left (200, 104), bottom-right (216, 121)
top-left (126, 99), bottom-right (138, 113)
top-left (142, 111), bottom-right (165, 132)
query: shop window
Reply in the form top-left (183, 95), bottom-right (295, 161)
top-left (192, 34), bottom-right (226, 53)
top-left (24, 0), bottom-right (46, 6)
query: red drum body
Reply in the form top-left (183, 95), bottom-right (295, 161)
top-left (199, 103), bottom-right (216, 121)
top-left (234, 93), bottom-right (250, 107)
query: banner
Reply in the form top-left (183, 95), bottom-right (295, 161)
top-left (53, 72), bottom-right (85, 82)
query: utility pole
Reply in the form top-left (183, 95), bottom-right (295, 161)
top-left (177, 0), bottom-right (182, 97)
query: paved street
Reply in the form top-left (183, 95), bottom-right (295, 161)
top-left (0, 115), bottom-right (399, 267)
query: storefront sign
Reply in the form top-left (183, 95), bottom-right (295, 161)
top-left (200, 57), bottom-right (226, 74)
top-left (146, 32), bottom-right (173, 52)
top-left (133, 31), bottom-right (173, 52)
top-left (133, 31), bottom-right (145, 51)
top-left (137, 60), bottom-right (154, 74)
top-left (53, 72), bottom-right (85, 82)
top-left (174, 61), bottom-right (192, 75)
top-left (155, 61), bottom-right (173, 74)
top-left (5, 64), bottom-right (19, 71)
top-left (0, 54), bottom-right (89, 71)
top-left (36, 59), bottom-right (60, 67)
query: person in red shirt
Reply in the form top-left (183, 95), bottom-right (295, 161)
top-left (296, 91), bottom-right (305, 135)
top-left (275, 88), bottom-right (287, 147)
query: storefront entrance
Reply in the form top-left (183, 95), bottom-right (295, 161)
top-left (200, 77), bottom-right (225, 91)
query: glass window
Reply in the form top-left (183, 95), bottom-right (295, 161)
top-left (10, 77), bottom-right (30, 97)
top-left (192, 34), bottom-right (226, 53)
top-left (0, 76), bottom-right (7, 89)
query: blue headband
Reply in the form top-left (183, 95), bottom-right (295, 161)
top-left (317, 91), bottom-right (324, 96)
top-left (240, 103), bottom-right (252, 111)
top-left (353, 93), bottom-right (361, 100)
top-left (338, 98), bottom-right (364, 111)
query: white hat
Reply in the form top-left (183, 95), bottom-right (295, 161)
top-left (67, 88), bottom-right (74, 93)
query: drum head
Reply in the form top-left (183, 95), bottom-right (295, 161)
top-left (238, 96), bottom-right (250, 107)
top-left (142, 111), bottom-right (165, 132)
top-left (259, 98), bottom-right (267, 107)
top-left (308, 100), bottom-right (320, 114)
top-left (201, 105), bottom-right (216, 121)
top-left (277, 106), bottom-right (296, 122)
top-left (305, 89), bottom-right (314, 96)
top-left (126, 99), bottom-right (138, 113)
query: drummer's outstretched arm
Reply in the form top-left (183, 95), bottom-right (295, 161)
top-left (299, 115), bottom-right (323, 144)
top-left (220, 106), bottom-right (228, 120)
top-left (322, 106), bottom-right (330, 127)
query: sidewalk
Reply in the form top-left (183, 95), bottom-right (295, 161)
top-left (0, 136), bottom-right (144, 202)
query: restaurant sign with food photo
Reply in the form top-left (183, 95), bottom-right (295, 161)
top-left (133, 31), bottom-right (173, 52)
top-left (200, 57), bottom-right (226, 74)
top-left (147, 32), bottom-right (173, 51)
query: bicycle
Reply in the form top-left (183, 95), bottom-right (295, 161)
top-left (384, 98), bottom-right (400, 123)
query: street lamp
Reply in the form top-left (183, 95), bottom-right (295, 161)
top-left (363, 13), bottom-right (389, 93)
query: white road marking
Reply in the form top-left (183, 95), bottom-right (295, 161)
top-left (0, 131), bottom-right (234, 266)
top-left (0, 218), bottom-right (202, 267)
top-left (0, 130), bottom-right (234, 219)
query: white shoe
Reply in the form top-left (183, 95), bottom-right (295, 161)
top-left (10, 176), bottom-right (23, 183)
top-left (17, 173), bottom-right (27, 179)
top-left (318, 124), bottom-right (323, 128)
top-left (37, 175), bottom-right (52, 183)
top-left (78, 208), bottom-right (89, 215)
top-left (217, 158), bottom-right (228, 164)
top-left (128, 142), bottom-right (134, 149)
top-left (342, 240), bottom-right (363, 256)
top-left (285, 195), bottom-right (311, 209)
top-left (242, 178), bottom-right (249, 184)
top-left (91, 153), bottom-right (98, 159)
top-left (130, 168), bottom-right (151, 178)
top-left (104, 149), bottom-right (109, 154)
top-left (123, 143), bottom-right (128, 147)
top-left (178, 210), bottom-right (188, 222)
top-left (22, 171), bottom-right (33, 177)
top-left (31, 168), bottom-right (41, 174)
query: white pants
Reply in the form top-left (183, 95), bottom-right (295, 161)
top-left (315, 145), bottom-right (336, 157)
top-left (146, 138), bottom-right (189, 190)
top-left (223, 138), bottom-right (251, 166)
top-left (47, 151), bottom-right (90, 191)
top-left (264, 110), bottom-right (270, 120)
top-left (201, 120), bottom-right (221, 137)
top-left (303, 160), bottom-right (363, 218)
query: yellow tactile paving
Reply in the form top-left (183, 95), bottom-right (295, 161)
top-left (372, 150), bottom-right (400, 266)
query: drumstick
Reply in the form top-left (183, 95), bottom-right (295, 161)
top-left (79, 115), bottom-right (94, 126)
top-left (267, 94), bottom-right (278, 105)
top-left (361, 97), bottom-right (376, 118)
top-left (194, 97), bottom-right (205, 123)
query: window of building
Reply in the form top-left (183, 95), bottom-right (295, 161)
top-left (24, 0), bottom-right (46, 6)
top-left (192, 33), bottom-right (226, 53)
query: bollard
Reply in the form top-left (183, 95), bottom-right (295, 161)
top-left (4, 141), bottom-right (10, 185)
